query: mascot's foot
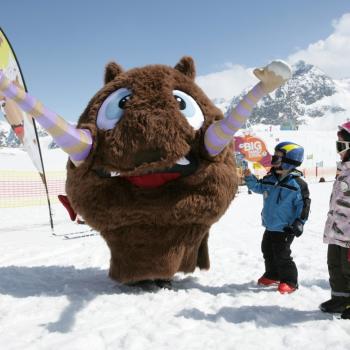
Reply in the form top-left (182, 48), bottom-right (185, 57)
top-left (127, 279), bottom-right (173, 291)
top-left (127, 280), bottom-right (158, 291)
top-left (154, 279), bottom-right (172, 290)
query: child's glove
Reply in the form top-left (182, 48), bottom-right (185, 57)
top-left (243, 168), bottom-right (251, 177)
top-left (284, 219), bottom-right (304, 237)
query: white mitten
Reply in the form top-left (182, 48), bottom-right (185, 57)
top-left (253, 60), bottom-right (292, 93)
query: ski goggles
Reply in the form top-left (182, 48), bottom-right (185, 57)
top-left (336, 140), bottom-right (350, 154)
top-left (271, 155), bottom-right (282, 165)
top-left (271, 154), bottom-right (301, 169)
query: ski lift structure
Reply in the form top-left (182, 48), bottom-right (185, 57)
top-left (280, 117), bottom-right (298, 131)
top-left (279, 89), bottom-right (298, 131)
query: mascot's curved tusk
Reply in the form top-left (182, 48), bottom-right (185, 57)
top-left (204, 60), bottom-right (292, 157)
top-left (0, 71), bottom-right (93, 166)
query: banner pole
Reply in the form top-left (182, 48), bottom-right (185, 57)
top-left (0, 28), bottom-right (54, 231)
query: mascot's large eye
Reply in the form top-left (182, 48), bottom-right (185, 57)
top-left (97, 88), bottom-right (132, 130)
top-left (173, 90), bottom-right (204, 130)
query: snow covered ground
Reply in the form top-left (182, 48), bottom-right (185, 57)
top-left (1, 179), bottom-right (350, 349)
top-left (1, 121), bottom-right (350, 349)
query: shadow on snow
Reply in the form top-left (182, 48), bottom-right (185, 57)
top-left (0, 265), bottom-right (141, 333)
top-left (177, 306), bottom-right (332, 326)
top-left (0, 266), bottom-right (331, 333)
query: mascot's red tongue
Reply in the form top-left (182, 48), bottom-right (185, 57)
top-left (125, 172), bottom-right (181, 188)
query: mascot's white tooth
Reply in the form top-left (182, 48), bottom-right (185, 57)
top-left (176, 157), bottom-right (190, 165)
top-left (110, 171), bottom-right (120, 177)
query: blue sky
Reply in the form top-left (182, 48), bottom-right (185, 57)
top-left (1, 0), bottom-right (350, 120)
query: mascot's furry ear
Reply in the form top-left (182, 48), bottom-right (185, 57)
top-left (104, 62), bottom-right (124, 84)
top-left (174, 56), bottom-right (196, 80)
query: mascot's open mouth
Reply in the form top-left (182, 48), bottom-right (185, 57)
top-left (94, 153), bottom-right (199, 188)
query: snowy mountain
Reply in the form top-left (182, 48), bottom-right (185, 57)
top-left (0, 120), bottom-right (55, 149)
top-left (0, 121), bottom-right (8, 146)
top-left (214, 60), bottom-right (350, 128)
top-left (0, 121), bottom-right (20, 147)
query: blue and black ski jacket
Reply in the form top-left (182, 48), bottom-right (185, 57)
top-left (245, 170), bottom-right (310, 232)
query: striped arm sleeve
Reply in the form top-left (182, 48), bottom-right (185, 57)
top-left (204, 82), bottom-right (266, 156)
top-left (0, 71), bottom-right (92, 165)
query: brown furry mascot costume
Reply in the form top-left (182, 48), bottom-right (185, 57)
top-left (0, 57), bottom-right (291, 286)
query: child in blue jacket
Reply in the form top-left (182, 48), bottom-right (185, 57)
top-left (244, 142), bottom-right (311, 294)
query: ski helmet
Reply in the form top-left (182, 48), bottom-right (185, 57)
top-left (273, 141), bottom-right (304, 170)
top-left (338, 121), bottom-right (350, 141)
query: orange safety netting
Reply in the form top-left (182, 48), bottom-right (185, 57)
top-left (0, 167), bottom-right (337, 208)
top-left (0, 170), bottom-right (66, 207)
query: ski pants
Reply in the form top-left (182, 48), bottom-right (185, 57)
top-left (261, 230), bottom-right (297, 286)
top-left (328, 244), bottom-right (350, 298)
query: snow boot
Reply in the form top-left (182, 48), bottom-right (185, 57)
top-left (257, 276), bottom-right (279, 286)
top-left (319, 297), bottom-right (350, 313)
top-left (278, 282), bottom-right (298, 294)
top-left (341, 305), bottom-right (350, 319)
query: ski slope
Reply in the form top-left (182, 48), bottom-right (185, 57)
top-left (1, 182), bottom-right (349, 350)
top-left (0, 124), bottom-right (350, 349)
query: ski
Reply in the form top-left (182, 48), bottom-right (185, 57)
top-left (63, 231), bottom-right (98, 239)
top-left (52, 230), bottom-right (88, 237)
top-left (52, 228), bottom-right (97, 237)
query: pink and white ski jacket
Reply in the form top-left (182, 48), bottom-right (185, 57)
top-left (324, 161), bottom-right (350, 248)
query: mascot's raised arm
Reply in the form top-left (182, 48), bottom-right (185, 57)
top-left (0, 58), bottom-right (291, 288)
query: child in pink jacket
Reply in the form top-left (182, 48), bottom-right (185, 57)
top-left (320, 121), bottom-right (350, 319)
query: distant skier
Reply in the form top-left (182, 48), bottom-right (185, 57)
top-left (244, 142), bottom-right (310, 294)
top-left (320, 122), bottom-right (350, 319)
